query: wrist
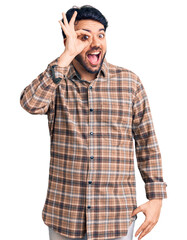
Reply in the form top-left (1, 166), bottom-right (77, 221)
top-left (149, 199), bottom-right (163, 205)
top-left (58, 51), bottom-right (75, 67)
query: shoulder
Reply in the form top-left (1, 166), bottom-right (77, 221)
top-left (107, 61), bottom-right (142, 87)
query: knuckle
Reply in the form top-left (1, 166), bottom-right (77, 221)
top-left (148, 218), bottom-right (156, 224)
top-left (143, 230), bottom-right (148, 236)
top-left (152, 219), bottom-right (158, 224)
top-left (146, 219), bottom-right (152, 224)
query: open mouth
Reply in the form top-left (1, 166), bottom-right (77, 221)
top-left (87, 52), bottom-right (101, 65)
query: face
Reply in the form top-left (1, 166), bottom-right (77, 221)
top-left (73, 19), bottom-right (107, 75)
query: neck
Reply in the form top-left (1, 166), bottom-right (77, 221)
top-left (72, 59), bottom-right (98, 81)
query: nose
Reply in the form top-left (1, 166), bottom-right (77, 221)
top-left (90, 34), bottom-right (101, 48)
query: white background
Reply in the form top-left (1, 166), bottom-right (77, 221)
top-left (0, 0), bottom-right (186, 239)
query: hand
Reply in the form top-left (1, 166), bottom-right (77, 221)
top-left (58, 11), bottom-right (93, 57)
top-left (131, 199), bottom-right (162, 240)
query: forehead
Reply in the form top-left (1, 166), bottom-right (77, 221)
top-left (74, 19), bottom-right (105, 32)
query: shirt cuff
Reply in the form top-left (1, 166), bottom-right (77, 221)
top-left (50, 64), bottom-right (69, 84)
top-left (40, 63), bottom-right (69, 90)
top-left (145, 182), bottom-right (168, 200)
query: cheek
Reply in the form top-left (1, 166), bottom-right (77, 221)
top-left (104, 42), bottom-right (107, 50)
top-left (101, 41), bottom-right (107, 51)
top-left (81, 48), bottom-right (89, 57)
top-left (78, 50), bottom-right (87, 59)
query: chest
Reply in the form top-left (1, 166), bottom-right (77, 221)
top-left (56, 79), bottom-right (133, 128)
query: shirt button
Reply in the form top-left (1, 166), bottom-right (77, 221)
top-left (90, 108), bottom-right (93, 112)
top-left (87, 206), bottom-right (91, 209)
top-left (90, 156), bottom-right (94, 159)
top-left (53, 77), bottom-right (62, 84)
top-left (90, 132), bottom-right (93, 135)
top-left (88, 181), bottom-right (92, 184)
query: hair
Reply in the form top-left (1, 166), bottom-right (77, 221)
top-left (61, 5), bottom-right (108, 39)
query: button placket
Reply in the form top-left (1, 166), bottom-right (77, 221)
top-left (87, 84), bottom-right (95, 219)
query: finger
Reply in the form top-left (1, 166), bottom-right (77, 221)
top-left (87, 35), bottom-right (93, 44)
top-left (58, 19), bottom-right (65, 28)
top-left (138, 223), bottom-right (154, 240)
top-left (76, 30), bottom-right (92, 43)
top-left (135, 220), bottom-right (149, 238)
top-left (69, 11), bottom-right (77, 26)
top-left (76, 29), bottom-right (92, 36)
top-left (78, 35), bottom-right (93, 46)
top-left (62, 12), bottom-right (68, 26)
top-left (131, 206), bottom-right (142, 216)
top-left (82, 37), bottom-right (93, 47)
top-left (58, 20), bottom-right (69, 36)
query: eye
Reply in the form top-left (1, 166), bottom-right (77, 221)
top-left (82, 35), bottom-right (89, 40)
top-left (99, 33), bottom-right (105, 38)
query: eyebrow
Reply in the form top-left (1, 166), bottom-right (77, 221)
top-left (82, 28), bottom-right (105, 32)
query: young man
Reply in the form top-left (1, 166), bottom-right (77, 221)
top-left (20, 5), bottom-right (167, 240)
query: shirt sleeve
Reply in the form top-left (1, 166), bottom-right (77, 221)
top-left (20, 58), bottom-right (68, 115)
top-left (132, 77), bottom-right (167, 200)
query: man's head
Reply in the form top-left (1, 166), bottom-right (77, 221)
top-left (61, 5), bottom-right (108, 76)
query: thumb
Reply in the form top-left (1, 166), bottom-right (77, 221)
top-left (131, 205), bottom-right (142, 216)
top-left (82, 37), bottom-right (92, 49)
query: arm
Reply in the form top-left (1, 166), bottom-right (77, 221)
top-left (132, 77), bottom-right (167, 199)
top-left (19, 58), bottom-right (68, 115)
top-left (131, 77), bottom-right (167, 240)
top-left (20, 10), bottom-right (92, 115)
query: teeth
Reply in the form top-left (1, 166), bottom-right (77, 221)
top-left (89, 52), bottom-right (100, 55)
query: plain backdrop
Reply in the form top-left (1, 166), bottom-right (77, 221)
top-left (0, 0), bottom-right (186, 239)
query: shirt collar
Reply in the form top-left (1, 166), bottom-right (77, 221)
top-left (66, 57), bottom-right (109, 82)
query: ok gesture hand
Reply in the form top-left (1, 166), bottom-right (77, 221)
top-left (59, 11), bottom-right (92, 57)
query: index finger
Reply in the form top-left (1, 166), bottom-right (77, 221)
top-left (76, 29), bottom-right (92, 36)
top-left (69, 11), bottom-right (77, 27)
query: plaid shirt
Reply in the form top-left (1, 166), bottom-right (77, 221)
top-left (20, 56), bottom-right (167, 240)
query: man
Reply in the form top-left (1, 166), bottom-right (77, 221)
top-left (20, 5), bottom-right (167, 240)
